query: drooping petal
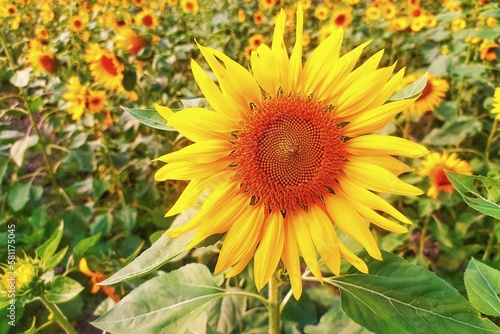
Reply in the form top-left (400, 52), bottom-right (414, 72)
top-left (165, 171), bottom-right (230, 217)
top-left (339, 242), bottom-right (368, 273)
top-left (353, 156), bottom-right (414, 176)
top-left (253, 211), bottom-right (285, 291)
top-left (343, 98), bottom-right (416, 137)
top-left (155, 140), bottom-right (233, 163)
top-left (293, 209), bottom-right (323, 282)
top-left (324, 194), bottom-right (382, 261)
top-left (309, 205), bottom-right (341, 276)
top-left (154, 104), bottom-right (174, 122)
top-left (288, 3), bottom-right (303, 92)
top-left (346, 134), bottom-right (429, 158)
top-left (343, 160), bottom-right (423, 196)
top-left (168, 108), bottom-right (238, 142)
top-left (215, 203), bottom-right (265, 273)
top-left (281, 214), bottom-right (303, 299)
top-left (338, 177), bottom-right (413, 225)
top-left (271, 9), bottom-right (289, 91)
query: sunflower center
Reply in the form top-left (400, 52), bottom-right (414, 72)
top-left (142, 15), bottom-right (153, 27)
top-left (100, 55), bottom-right (118, 76)
top-left (40, 55), bottom-right (57, 73)
top-left (434, 169), bottom-right (450, 187)
top-left (235, 95), bottom-right (346, 212)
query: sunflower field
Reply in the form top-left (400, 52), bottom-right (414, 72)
top-left (1, 0), bottom-right (500, 333)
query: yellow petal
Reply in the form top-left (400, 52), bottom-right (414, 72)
top-left (253, 211), bottom-right (285, 291)
top-left (281, 214), bottom-right (302, 300)
top-left (293, 209), bottom-right (323, 282)
top-left (302, 28), bottom-right (343, 96)
top-left (308, 206), bottom-right (341, 276)
top-left (363, 67), bottom-right (406, 111)
top-left (154, 156), bottom-right (232, 181)
top-left (155, 140), bottom-right (233, 163)
top-left (339, 177), bottom-right (413, 225)
top-left (288, 3), bottom-right (303, 92)
top-left (251, 45), bottom-right (280, 97)
top-left (168, 107), bottom-right (238, 142)
top-left (353, 156), bottom-right (414, 176)
top-left (154, 104), bottom-right (174, 122)
top-left (78, 258), bottom-right (95, 277)
top-left (335, 64), bottom-right (396, 119)
top-left (343, 160), bottom-right (423, 196)
top-left (318, 40), bottom-right (370, 104)
top-left (189, 192), bottom-right (251, 247)
top-left (339, 242), bottom-right (368, 273)
top-left (346, 134), bottom-right (429, 158)
top-left (270, 9), bottom-right (289, 92)
top-left (343, 98), bottom-right (416, 137)
top-left (191, 59), bottom-right (245, 120)
top-left (324, 194), bottom-right (382, 261)
top-left (215, 204), bottom-right (265, 273)
top-left (198, 44), bottom-right (261, 110)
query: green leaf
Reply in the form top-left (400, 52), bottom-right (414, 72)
top-left (90, 213), bottom-right (113, 236)
top-left (100, 208), bottom-right (199, 285)
top-left (422, 116), bottom-right (481, 146)
top-left (445, 172), bottom-right (500, 219)
top-left (333, 251), bottom-right (500, 334)
top-left (122, 106), bottom-right (175, 131)
top-left (465, 258), bottom-right (500, 317)
top-left (207, 287), bottom-right (246, 333)
top-left (92, 264), bottom-right (225, 333)
top-left (44, 246), bottom-right (68, 271)
top-left (45, 276), bottom-right (84, 304)
top-left (71, 233), bottom-right (102, 265)
top-left (10, 68), bottom-right (31, 87)
top-left (388, 72), bottom-right (428, 101)
top-left (122, 70), bottom-right (137, 91)
top-left (7, 180), bottom-right (32, 212)
top-left (116, 205), bottom-right (137, 233)
top-left (304, 298), bottom-right (371, 334)
top-left (10, 134), bottom-right (38, 167)
top-left (36, 222), bottom-right (63, 260)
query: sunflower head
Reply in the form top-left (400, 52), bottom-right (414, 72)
top-left (84, 44), bottom-right (124, 90)
top-left (418, 152), bottom-right (472, 199)
top-left (26, 47), bottom-right (58, 74)
top-left (154, 4), bottom-right (427, 299)
top-left (400, 73), bottom-right (449, 116)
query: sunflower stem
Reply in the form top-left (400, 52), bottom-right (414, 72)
top-left (418, 214), bottom-right (432, 260)
top-left (39, 295), bottom-right (77, 334)
top-left (268, 269), bottom-right (281, 334)
top-left (485, 118), bottom-right (498, 162)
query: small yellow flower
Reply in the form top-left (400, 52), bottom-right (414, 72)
top-left (331, 8), bottom-right (353, 28)
top-left (237, 8), bottom-right (246, 23)
top-left (314, 6), bottom-right (329, 21)
top-left (451, 17), bottom-right (466, 31)
top-left (365, 5), bottom-right (381, 21)
top-left (134, 9), bottom-right (158, 29)
top-left (480, 40), bottom-right (498, 61)
top-left (419, 152), bottom-right (472, 199)
top-left (86, 90), bottom-right (107, 113)
top-left (491, 87), bottom-right (500, 120)
top-left (181, 0), bottom-right (199, 15)
top-left (259, 0), bottom-right (276, 10)
top-left (34, 26), bottom-right (49, 40)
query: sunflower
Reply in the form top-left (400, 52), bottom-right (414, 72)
top-left (84, 43), bottom-right (124, 90)
top-left (114, 27), bottom-right (148, 55)
top-left (34, 26), bottom-right (49, 40)
top-left (181, 0), bottom-right (199, 15)
top-left (70, 13), bottom-right (89, 32)
top-left (480, 40), bottom-right (498, 61)
top-left (491, 87), bottom-right (500, 120)
top-left (314, 6), bottom-right (329, 21)
top-left (86, 90), bottom-right (107, 113)
top-left (400, 73), bottom-right (449, 116)
top-left (253, 11), bottom-right (265, 25)
top-left (63, 76), bottom-right (87, 120)
top-left (331, 8), bottom-right (353, 29)
top-left (154, 5), bottom-right (427, 299)
top-left (134, 9), bottom-right (158, 29)
top-left (26, 47), bottom-right (58, 74)
top-left (249, 34), bottom-right (265, 49)
top-left (260, 0), bottom-right (276, 10)
top-left (237, 8), bottom-right (246, 23)
top-left (451, 17), bottom-right (466, 31)
top-left (419, 152), bottom-right (472, 199)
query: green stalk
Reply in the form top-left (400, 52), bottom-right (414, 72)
top-left (39, 295), bottom-right (77, 334)
top-left (268, 269), bottom-right (281, 334)
top-left (485, 118), bottom-right (498, 162)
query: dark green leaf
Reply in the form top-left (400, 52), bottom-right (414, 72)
top-left (92, 264), bottom-right (225, 333)
top-left (72, 233), bottom-right (102, 265)
top-left (90, 213), bottom-right (113, 236)
top-left (116, 205), bottom-right (137, 233)
top-left (44, 246), bottom-right (68, 271)
top-left (36, 222), bottom-right (63, 260)
top-left (388, 72), bottom-right (428, 101)
top-left (445, 172), bottom-right (500, 219)
top-left (122, 106), bottom-right (175, 131)
top-left (122, 70), bottom-right (137, 91)
top-left (333, 251), bottom-right (500, 334)
top-left (422, 116), bottom-right (481, 146)
top-left (465, 258), bottom-right (500, 317)
top-left (7, 180), bottom-right (32, 212)
top-left (101, 208), bottom-right (199, 285)
top-left (45, 276), bottom-right (84, 304)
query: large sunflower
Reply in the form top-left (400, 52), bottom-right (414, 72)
top-left (155, 5), bottom-right (427, 299)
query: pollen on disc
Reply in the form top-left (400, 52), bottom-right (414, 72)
top-left (235, 95), bottom-right (346, 212)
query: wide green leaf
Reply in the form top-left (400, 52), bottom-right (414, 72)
top-left (332, 251), bottom-right (500, 334)
top-left (445, 172), bottom-right (500, 219)
top-left (92, 263), bottom-right (225, 333)
top-left (464, 258), bottom-right (500, 317)
top-left (422, 116), bottom-right (482, 146)
top-left (7, 180), bottom-right (32, 212)
top-left (45, 276), bottom-right (84, 304)
top-left (35, 222), bottom-right (63, 260)
top-left (388, 72), bottom-right (428, 101)
top-left (100, 208), bottom-right (199, 285)
top-left (122, 106), bottom-right (175, 131)
top-left (71, 233), bottom-right (102, 265)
